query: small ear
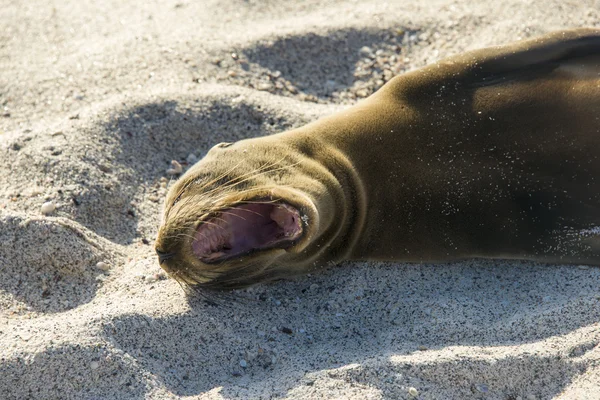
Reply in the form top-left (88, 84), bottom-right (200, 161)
top-left (207, 142), bottom-right (234, 155)
top-left (392, 29), bottom-right (600, 95)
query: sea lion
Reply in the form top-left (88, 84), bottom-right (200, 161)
top-left (155, 28), bottom-right (600, 290)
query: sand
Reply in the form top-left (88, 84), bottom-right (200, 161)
top-left (1, 0), bottom-right (600, 399)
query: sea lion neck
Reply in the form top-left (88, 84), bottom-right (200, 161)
top-left (281, 93), bottom-right (419, 261)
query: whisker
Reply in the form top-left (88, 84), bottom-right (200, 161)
top-left (197, 219), bottom-right (227, 230)
top-left (218, 210), bottom-right (248, 221)
top-left (195, 158), bottom-right (280, 199)
top-left (173, 232), bottom-right (201, 242)
top-left (202, 262), bottom-right (269, 288)
top-left (207, 185), bottom-right (290, 208)
top-left (198, 156), bottom-right (294, 200)
top-left (227, 207), bottom-right (265, 218)
top-left (187, 285), bottom-right (221, 306)
top-left (195, 160), bottom-right (245, 192)
top-left (166, 193), bottom-right (196, 223)
top-left (218, 159), bottom-right (302, 194)
top-left (162, 155), bottom-right (302, 231)
top-left (165, 154), bottom-right (284, 220)
top-left (210, 216), bottom-right (228, 225)
top-left (193, 160), bottom-right (300, 220)
top-left (167, 269), bottom-right (197, 292)
top-left (219, 156), bottom-right (289, 187)
top-left (237, 199), bottom-right (281, 205)
top-left (165, 178), bottom-right (195, 218)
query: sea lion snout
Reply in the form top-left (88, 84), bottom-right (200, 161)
top-left (155, 247), bottom-right (176, 264)
top-left (155, 143), bottom-right (332, 289)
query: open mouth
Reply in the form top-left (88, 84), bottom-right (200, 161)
top-left (191, 202), bottom-right (303, 263)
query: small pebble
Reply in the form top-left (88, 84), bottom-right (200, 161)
top-left (96, 261), bottom-right (110, 271)
top-left (408, 387), bottom-right (418, 397)
top-left (41, 201), bottom-right (56, 215)
top-left (257, 82), bottom-right (273, 91)
top-left (474, 383), bottom-right (489, 393)
top-left (90, 361), bottom-right (99, 370)
top-left (578, 265), bottom-right (590, 270)
top-left (145, 275), bottom-right (157, 283)
top-left (239, 359), bottom-right (247, 368)
top-left (166, 160), bottom-right (183, 175)
top-left (359, 46), bottom-right (374, 57)
top-left (186, 153), bottom-right (198, 164)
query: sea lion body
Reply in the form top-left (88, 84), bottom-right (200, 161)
top-left (156, 29), bottom-right (600, 290)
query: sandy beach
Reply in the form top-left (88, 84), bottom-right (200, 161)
top-left (1, 0), bottom-right (600, 398)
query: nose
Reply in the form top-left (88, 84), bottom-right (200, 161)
top-left (155, 247), bottom-right (175, 264)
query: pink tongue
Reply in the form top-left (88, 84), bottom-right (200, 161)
top-left (192, 202), bottom-right (302, 262)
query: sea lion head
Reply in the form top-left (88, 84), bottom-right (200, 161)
top-left (155, 136), bottom-right (341, 291)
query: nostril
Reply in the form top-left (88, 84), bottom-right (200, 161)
top-left (156, 248), bottom-right (175, 263)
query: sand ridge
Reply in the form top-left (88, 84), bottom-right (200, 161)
top-left (1, 0), bottom-right (600, 398)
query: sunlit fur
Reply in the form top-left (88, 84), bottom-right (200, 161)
top-left (157, 29), bottom-right (600, 292)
